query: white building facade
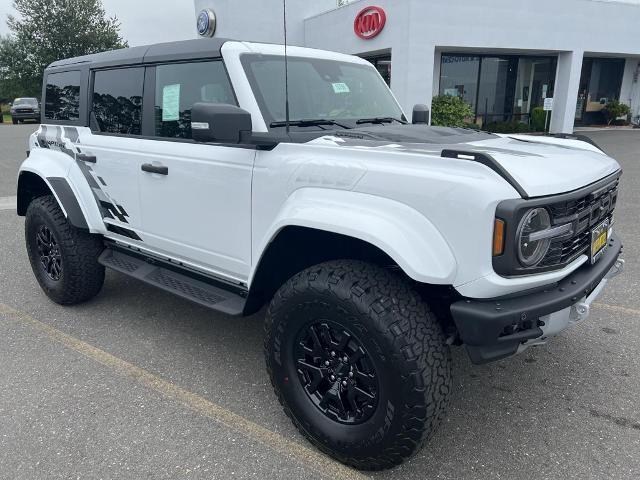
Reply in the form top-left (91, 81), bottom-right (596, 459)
top-left (193, 0), bottom-right (640, 133)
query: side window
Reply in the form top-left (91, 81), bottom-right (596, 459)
top-left (45, 71), bottom-right (81, 121)
top-left (154, 61), bottom-right (236, 139)
top-left (91, 67), bottom-right (144, 135)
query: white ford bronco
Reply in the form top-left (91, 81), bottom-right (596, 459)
top-left (17, 38), bottom-right (624, 470)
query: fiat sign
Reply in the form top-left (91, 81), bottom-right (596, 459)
top-left (354, 6), bottom-right (386, 40)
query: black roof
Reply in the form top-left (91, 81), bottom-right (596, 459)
top-left (46, 38), bottom-right (230, 71)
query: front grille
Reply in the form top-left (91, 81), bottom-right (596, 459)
top-left (16, 108), bottom-right (33, 113)
top-left (540, 178), bottom-right (619, 267)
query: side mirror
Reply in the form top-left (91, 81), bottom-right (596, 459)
top-left (191, 103), bottom-right (252, 144)
top-left (412, 104), bottom-right (430, 125)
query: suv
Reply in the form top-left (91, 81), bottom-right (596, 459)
top-left (16, 39), bottom-right (624, 470)
top-left (10, 97), bottom-right (40, 123)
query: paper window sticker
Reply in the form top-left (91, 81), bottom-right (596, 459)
top-left (332, 82), bottom-right (350, 94)
top-left (162, 84), bottom-right (181, 121)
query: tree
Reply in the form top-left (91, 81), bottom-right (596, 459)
top-left (0, 0), bottom-right (127, 100)
top-left (430, 94), bottom-right (474, 128)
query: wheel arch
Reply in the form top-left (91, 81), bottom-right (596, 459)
top-left (17, 171), bottom-right (88, 229)
top-left (244, 189), bottom-right (458, 314)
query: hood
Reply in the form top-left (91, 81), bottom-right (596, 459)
top-left (312, 126), bottom-right (620, 198)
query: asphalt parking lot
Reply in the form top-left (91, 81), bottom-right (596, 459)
top-left (0, 123), bottom-right (638, 479)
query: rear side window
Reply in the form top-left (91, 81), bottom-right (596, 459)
top-left (45, 71), bottom-right (81, 121)
top-left (92, 67), bottom-right (144, 135)
top-left (154, 61), bottom-right (236, 139)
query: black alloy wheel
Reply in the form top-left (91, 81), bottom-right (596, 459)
top-left (35, 225), bottom-right (62, 281)
top-left (295, 320), bottom-right (379, 425)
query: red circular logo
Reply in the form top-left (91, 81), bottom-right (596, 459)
top-left (354, 6), bottom-right (386, 40)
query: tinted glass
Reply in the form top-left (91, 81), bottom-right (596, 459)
top-left (154, 61), bottom-right (236, 139)
top-left (45, 71), bottom-right (81, 121)
top-left (242, 54), bottom-right (403, 128)
top-left (439, 55), bottom-right (480, 112)
top-left (476, 57), bottom-right (512, 119)
top-left (92, 68), bottom-right (144, 135)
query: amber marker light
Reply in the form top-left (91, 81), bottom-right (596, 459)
top-left (493, 219), bottom-right (505, 256)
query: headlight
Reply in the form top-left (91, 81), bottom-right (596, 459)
top-left (517, 208), bottom-right (551, 267)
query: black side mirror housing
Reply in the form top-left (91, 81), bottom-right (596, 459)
top-left (412, 104), bottom-right (430, 125)
top-left (191, 103), bottom-right (252, 144)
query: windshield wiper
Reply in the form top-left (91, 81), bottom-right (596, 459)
top-left (270, 119), bottom-right (350, 129)
top-left (355, 116), bottom-right (407, 125)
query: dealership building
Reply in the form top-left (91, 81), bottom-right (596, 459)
top-left (193, 0), bottom-right (640, 133)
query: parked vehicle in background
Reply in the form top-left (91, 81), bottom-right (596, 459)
top-left (15, 38), bottom-right (625, 471)
top-left (10, 98), bottom-right (40, 124)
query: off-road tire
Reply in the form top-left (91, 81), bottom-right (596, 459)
top-left (25, 195), bottom-right (105, 305)
top-left (264, 260), bottom-right (452, 470)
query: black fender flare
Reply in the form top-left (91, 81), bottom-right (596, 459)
top-left (17, 172), bottom-right (88, 230)
top-left (47, 177), bottom-right (89, 229)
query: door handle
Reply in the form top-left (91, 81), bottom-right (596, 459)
top-left (77, 153), bottom-right (96, 163)
top-left (141, 163), bottom-right (168, 175)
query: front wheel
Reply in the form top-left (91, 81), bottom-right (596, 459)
top-left (264, 260), bottom-right (452, 470)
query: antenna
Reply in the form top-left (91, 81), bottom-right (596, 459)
top-left (283, 0), bottom-right (291, 134)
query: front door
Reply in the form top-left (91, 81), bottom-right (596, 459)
top-left (136, 60), bottom-right (255, 282)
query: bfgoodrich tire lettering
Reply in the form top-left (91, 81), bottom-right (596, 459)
top-left (25, 195), bottom-right (105, 305)
top-left (264, 260), bottom-right (452, 470)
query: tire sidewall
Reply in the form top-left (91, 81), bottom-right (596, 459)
top-left (25, 201), bottom-right (68, 299)
top-left (268, 288), bottom-right (417, 458)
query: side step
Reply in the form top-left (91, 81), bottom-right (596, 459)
top-left (98, 248), bottom-right (246, 316)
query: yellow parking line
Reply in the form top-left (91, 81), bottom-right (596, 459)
top-left (0, 303), bottom-right (369, 480)
top-left (593, 302), bottom-right (640, 317)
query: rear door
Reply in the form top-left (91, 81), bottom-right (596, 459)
top-left (78, 67), bottom-right (146, 243)
top-left (136, 60), bottom-right (255, 282)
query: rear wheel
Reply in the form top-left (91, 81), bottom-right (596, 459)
top-left (265, 260), bottom-right (452, 470)
top-left (25, 195), bottom-right (105, 305)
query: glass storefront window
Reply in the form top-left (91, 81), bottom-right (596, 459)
top-left (362, 54), bottom-right (392, 86)
top-left (512, 57), bottom-right (557, 119)
top-left (439, 53), bottom-right (557, 127)
top-left (476, 57), bottom-right (514, 122)
top-left (439, 55), bottom-right (480, 111)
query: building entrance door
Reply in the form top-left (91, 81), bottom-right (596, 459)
top-left (575, 58), bottom-right (626, 125)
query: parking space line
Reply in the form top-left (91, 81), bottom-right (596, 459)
top-left (0, 303), bottom-right (369, 480)
top-left (0, 196), bottom-right (17, 211)
top-left (594, 302), bottom-right (640, 317)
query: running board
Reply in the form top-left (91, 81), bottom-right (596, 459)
top-left (98, 249), bottom-right (246, 316)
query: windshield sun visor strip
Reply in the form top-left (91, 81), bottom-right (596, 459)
top-left (441, 149), bottom-right (528, 199)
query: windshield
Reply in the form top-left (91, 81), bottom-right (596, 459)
top-left (14, 98), bottom-right (38, 106)
top-left (241, 54), bottom-right (404, 129)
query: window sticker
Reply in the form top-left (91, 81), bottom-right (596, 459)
top-left (162, 84), bottom-right (181, 121)
top-left (332, 82), bottom-right (350, 94)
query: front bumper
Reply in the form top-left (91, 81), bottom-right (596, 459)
top-left (11, 112), bottom-right (39, 121)
top-left (450, 233), bottom-right (624, 364)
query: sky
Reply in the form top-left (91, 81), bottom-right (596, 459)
top-left (0, 0), bottom-right (196, 46)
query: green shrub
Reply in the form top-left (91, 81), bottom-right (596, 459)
top-left (431, 94), bottom-right (474, 127)
top-left (531, 107), bottom-right (547, 132)
top-left (483, 121), bottom-right (533, 134)
top-left (602, 100), bottom-right (630, 125)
